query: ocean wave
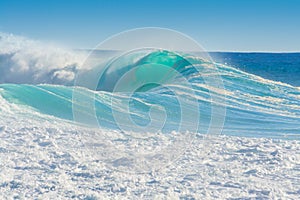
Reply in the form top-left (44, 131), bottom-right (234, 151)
top-left (0, 33), bottom-right (299, 139)
top-left (1, 32), bottom-right (300, 198)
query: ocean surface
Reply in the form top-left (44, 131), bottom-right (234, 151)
top-left (0, 33), bottom-right (300, 199)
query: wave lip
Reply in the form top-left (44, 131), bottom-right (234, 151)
top-left (97, 49), bottom-right (193, 92)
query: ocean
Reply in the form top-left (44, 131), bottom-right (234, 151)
top-left (0, 33), bottom-right (300, 199)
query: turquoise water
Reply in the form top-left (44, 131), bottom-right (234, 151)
top-left (0, 51), bottom-right (300, 139)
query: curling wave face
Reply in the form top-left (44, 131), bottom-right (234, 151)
top-left (0, 43), bottom-right (300, 139)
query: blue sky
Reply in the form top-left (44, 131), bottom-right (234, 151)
top-left (0, 0), bottom-right (299, 52)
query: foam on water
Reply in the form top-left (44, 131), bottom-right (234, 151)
top-left (0, 107), bottom-right (299, 199)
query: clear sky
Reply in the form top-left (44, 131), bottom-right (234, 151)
top-left (0, 0), bottom-right (299, 52)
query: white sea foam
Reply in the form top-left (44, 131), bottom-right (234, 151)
top-left (0, 99), bottom-right (299, 199)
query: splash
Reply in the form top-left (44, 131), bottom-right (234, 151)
top-left (0, 32), bottom-right (86, 85)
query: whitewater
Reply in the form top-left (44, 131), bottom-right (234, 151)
top-left (0, 32), bottom-right (300, 199)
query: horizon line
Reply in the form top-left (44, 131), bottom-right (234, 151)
top-left (74, 48), bottom-right (300, 54)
